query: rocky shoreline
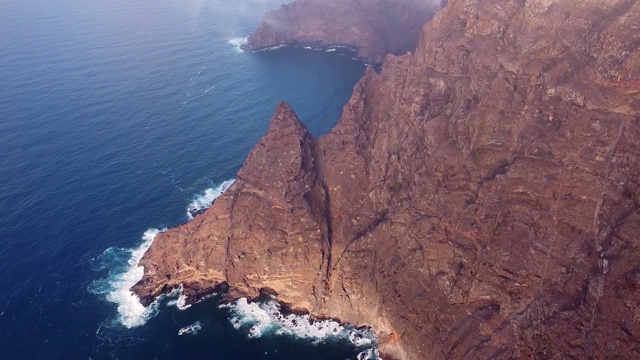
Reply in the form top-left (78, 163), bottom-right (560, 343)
top-left (243, 0), bottom-right (445, 64)
top-left (246, 42), bottom-right (365, 63)
top-left (134, 1), bottom-right (640, 359)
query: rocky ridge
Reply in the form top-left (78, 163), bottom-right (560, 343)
top-left (134, 0), bottom-right (640, 359)
top-left (243, 0), bottom-right (445, 64)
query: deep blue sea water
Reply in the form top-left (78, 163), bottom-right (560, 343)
top-left (0, 0), bottom-right (370, 358)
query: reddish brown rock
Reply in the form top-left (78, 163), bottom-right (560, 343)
top-left (134, 1), bottom-right (640, 359)
top-left (133, 102), bottom-right (329, 311)
top-left (244, 0), bottom-right (445, 64)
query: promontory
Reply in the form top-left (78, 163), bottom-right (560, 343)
top-left (133, 0), bottom-right (640, 359)
top-left (243, 0), bottom-right (445, 64)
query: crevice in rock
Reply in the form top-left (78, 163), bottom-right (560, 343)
top-left (333, 209), bottom-right (389, 270)
top-left (309, 139), bottom-right (335, 298)
top-left (223, 190), bottom-right (240, 282)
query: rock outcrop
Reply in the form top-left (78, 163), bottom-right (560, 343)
top-left (243, 0), bottom-right (445, 64)
top-left (134, 0), bottom-right (640, 359)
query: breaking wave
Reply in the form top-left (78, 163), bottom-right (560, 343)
top-left (228, 37), bottom-right (248, 53)
top-left (165, 285), bottom-right (194, 311)
top-left (222, 297), bottom-right (379, 358)
top-left (186, 179), bottom-right (235, 219)
top-left (263, 44), bottom-right (286, 51)
top-left (178, 321), bottom-right (203, 336)
top-left (89, 229), bottom-right (163, 328)
top-left (91, 180), bottom-right (233, 328)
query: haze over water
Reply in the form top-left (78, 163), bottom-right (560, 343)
top-left (0, 0), bottom-right (371, 358)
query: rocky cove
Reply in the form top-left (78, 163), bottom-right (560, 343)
top-left (132, 0), bottom-right (640, 359)
top-left (243, 0), bottom-right (446, 64)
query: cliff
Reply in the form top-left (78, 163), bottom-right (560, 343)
top-left (133, 0), bottom-right (640, 359)
top-left (243, 0), bottom-right (445, 64)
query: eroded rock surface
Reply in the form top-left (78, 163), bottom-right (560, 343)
top-left (133, 102), bottom-right (327, 311)
top-left (134, 0), bottom-right (640, 359)
top-left (244, 0), bottom-right (445, 64)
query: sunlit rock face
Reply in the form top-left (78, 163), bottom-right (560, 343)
top-left (244, 0), bottom-right (446, 64)
top-left (134, 0), bottom-right (640, 359)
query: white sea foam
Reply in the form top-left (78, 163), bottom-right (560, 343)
top-left (357, 348), bottom-right (379, 360)
top-left (182, 84), bottom-right (217, 105)
top-left (202, 85), bottom-right (216, 95)
top-left (176, 292), bottom-right (192, 310)
top-left (228, 37), bottom-right (248, 53)
top-left (164, 285), bottom-right (192, 311)
top-left (264, 44), bottom-right (286, 51)
top-left (350, 331), bottom-right (374, 347)
top-left (92, 180), bottom-right (234, 328)
top-left (326, 48), bottom-right (337, 52)
top-left (102, 228), bottom-right (163, 328)
top-left (186, 179), bottom-right (235, 219)
top-left (178, 321), bottom-right (203, 336)
top-left (223, 297), bottom-right (378, 355)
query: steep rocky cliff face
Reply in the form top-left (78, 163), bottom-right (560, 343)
top-left (244, 0), bottom-right (445, 64)
top-left (134, 0), bottom-right (640, 359)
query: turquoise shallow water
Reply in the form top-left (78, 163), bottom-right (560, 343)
top-left (0, 0), bottom-right (370, 358)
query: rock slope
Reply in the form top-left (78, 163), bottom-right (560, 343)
top-left (134, 0), bottom-right (640, 359)
top-left (244, 0), bottom-right (445, 64)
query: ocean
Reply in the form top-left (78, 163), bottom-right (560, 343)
top-left (0, 0), bottom-right (372, 358)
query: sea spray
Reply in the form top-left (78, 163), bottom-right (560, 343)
top-left (228, 37), bottom-right (248, 53)
top-left (165, 285), bottom-right (193, 311)
top-left (186, 179), bottom-right (235, 219)
top-left (178, 321), bottom-right (203, 336)
top-left (92, 180), bottom-right (234, 327)
top-left (89, 229), bottom-right (163, 328)
top-left (222, 296), bottom-right (379, 358)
